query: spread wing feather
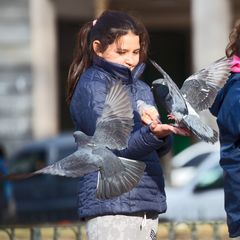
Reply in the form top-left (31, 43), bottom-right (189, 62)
top-left (180, 57), bottom-right (231, 112)
top-left (91, 81), bottom-right (134, 150)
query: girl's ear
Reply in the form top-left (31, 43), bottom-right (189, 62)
top-left (93, 40), bottom-right (102, 57)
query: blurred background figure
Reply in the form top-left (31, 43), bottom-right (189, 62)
top-left (210, 19), bottom-right (240, 239)
top-left (0, 144), bottom-right (15, 223)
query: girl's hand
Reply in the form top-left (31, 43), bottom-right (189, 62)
top-left (137, 100), bottom-right (160, 124)
top-left (141, 106), bottom-right (160, 125)
top-left (150, 120), bottom-right (191, 138)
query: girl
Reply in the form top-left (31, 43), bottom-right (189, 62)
top-left (67, 10), bottom-right (189, 240)
top-left (210, 19), bottom-right (240, 239)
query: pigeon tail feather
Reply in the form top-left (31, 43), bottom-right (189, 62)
top-left (96, 157), bottom-right (146, 199)
top-left (182, 115), bottom-right (218, 144)
top-left (33, 165), bottom-right (68, 176)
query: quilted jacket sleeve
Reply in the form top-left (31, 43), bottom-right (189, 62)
top-left (114, 125), bottom-right (172, 160)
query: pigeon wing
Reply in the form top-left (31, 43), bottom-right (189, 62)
top-left (150, 60), bottom-right (188, 115)
top-left (93, 148), bottom-right (146, 199)
top-left (180, 57), bottom-right (231, 112)
top-left (91, 81), bottom-right (134, 150)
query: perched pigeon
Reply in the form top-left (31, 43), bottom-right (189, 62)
top-left (150, 57), bottom-right (232, 143)
top-left (2, 82), bottom-right (146, 199)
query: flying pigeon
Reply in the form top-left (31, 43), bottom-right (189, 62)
top-left (150, 57), bottom-right (232, 143)
top-left (2, 81), bottom-right (146, 199)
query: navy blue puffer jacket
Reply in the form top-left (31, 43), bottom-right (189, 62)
top-left (210, 73), bottom-right (240, 238)
top-left (70, 56), bottom-right (172, 219)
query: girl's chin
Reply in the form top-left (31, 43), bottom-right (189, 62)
top-left (128, 66), bottom-right (135, 71)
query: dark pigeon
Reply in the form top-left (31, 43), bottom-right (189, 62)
top-left (150, 57), bottom-right (232, 143)
top-left (2, 81), bottom-right (146, 199)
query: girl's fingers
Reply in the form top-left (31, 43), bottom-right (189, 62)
top-left (149, 123), bottom-right (191, 138)
top-left (163, 124), bottom-right (191, 136)
top-left (144, 107), bottom-right (160, 123)
top-left (173, 127), bottom-right (191, 136)
top-left (150, 120), bottom-right (158, 131)
top-left (141, 113), bottom-right (153, 125)
top-left (141, 111), bottom-right (159, 125)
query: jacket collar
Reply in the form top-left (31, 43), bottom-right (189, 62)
top-left (93, 55), bottom-right (145, 85)
top-left (231, 55), bottom-right (240, 72)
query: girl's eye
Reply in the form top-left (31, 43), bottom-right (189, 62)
top-left (116, 49), bottom-right (140, 55)
top-left (117, 51), bottom-right (126, 55)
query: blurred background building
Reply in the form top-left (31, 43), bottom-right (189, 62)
top-left (0, 0), bottom-right (239, 156)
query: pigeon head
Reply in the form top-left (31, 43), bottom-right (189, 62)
top-left (152, 78), bottom-right (169, 99)
top-left (73, 131), bottom-right (91, 146)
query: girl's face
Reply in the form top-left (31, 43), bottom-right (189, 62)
top-left (93, 31), bottom-right (140, 71)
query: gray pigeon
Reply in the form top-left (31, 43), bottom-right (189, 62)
top-left (150, 57), bottom-right (231, 143)
top-left (2, 81), bottom-right (146, 199)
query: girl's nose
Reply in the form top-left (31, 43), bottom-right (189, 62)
top-left (125, 55), bottom-right (134, 67)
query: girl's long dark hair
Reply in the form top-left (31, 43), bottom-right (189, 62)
top-left (66, 10), bottom-right (150, 104)
top-left (226, 19), bottom-right (240, 58)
